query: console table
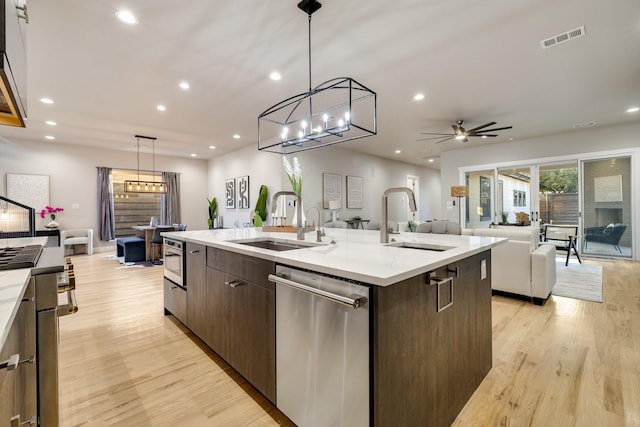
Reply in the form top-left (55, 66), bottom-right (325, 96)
top-left (345, 219), bottom-right (370, 230)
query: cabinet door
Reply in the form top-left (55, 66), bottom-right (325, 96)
top-left (186, 243), bottom-right (206, 336)
top-left (230, 280), bottom-right (275, 403)
top-left (205, 268), bottom-right (231, 361)
top-left (446, 257), bottom-right (477, 420)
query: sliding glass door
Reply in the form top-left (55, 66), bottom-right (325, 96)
top-left (582, 156), bottom-right (632, 258)
top-left (464, 170), bottom-right (494, 228)
top-left (538, 162), bottom-right (579, 225)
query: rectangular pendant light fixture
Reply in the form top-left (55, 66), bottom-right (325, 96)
top-left (124, 135), bottom-right (167, 193)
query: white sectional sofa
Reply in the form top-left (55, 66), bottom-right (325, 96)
top-left (397, 220), bottom-right (462, 235)
top-left (463, 226), bottom-right (556, 305)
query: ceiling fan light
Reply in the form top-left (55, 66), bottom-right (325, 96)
top-left (455, 135), bottom-right (466, 140)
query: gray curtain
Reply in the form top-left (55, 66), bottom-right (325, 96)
top-left (161, 172), bottom-right (180, 225)
top-left (97, 167), bottom-right (115, 241)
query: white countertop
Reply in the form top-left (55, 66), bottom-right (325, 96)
top-left (0, 237), bottom-right (55, 349)
top-left (163, 228), bottom-right (505, 286)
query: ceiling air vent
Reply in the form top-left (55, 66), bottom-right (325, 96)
top-left (540, 25), bottom-right (586, 49)
top-left (573, 121), bottom-right (596, 129)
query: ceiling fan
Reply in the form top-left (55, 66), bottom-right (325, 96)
top-left (417, 120), bottom-right (512, 144)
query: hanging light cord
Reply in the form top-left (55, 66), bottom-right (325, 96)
top-left (307, 12), bottom-right (312, 92)
top-left (136, 137), bottom-right (140, 182)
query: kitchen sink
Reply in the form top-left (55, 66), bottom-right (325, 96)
top-left (228, 238), bottom-right (325, 252)
top-left (387, 242), bottom-right (455, 252)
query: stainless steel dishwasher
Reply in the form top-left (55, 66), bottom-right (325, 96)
top-left (269, 266), bottom-right (370, 427)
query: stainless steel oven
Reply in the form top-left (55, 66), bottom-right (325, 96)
top-left (163, 238), bottom-right (184, 286)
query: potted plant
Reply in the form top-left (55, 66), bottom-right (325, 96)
top-left (207, 197), bottom-right (217, 229)
top-left (501, 211), bottom-right (508, 224)
top-left (253, 185), bottom-right (268, 227)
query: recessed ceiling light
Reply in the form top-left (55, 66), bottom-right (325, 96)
top-left (45, 120), bottom-right (57, 126)
top-left (428, 158), bottom-right (434, 163)
top-left (233, 134), bottom-right (240, 139)
top-left (209, 145), bottom-right (216, 150)
top-left (40, 97), bottom-right (54, 104)
top-left (413, 93), bottom-right (425, 101)
top-left (156, 104), bottom-right (166, 111)
top-left (45, 135), bottom-right (55, 140)
top-left (481, 135), bottom-right (487, 139)
top-left (190, 153), bottom-right (197, 157)
top-left (627, 107), bottom-right (639, 113)
top-left (394, 149), bottom-right (401, 154)
top-left (115, 10), bottom-right (137, 25)
top-left (270, 71), bottom-right (282, 81)
top-left (179, 81), bottom-right (190, 90)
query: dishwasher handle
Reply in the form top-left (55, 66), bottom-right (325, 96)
top-left (268, 274), bottom-right (367, 309)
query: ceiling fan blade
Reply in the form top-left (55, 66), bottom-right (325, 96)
top-left (464, 122), bottom-right (496, 134)
top-left (416, 135), bottom-right (456, 141)
top-left (419, 132), bottom-right (455, 136)
top-left (434, 136), bottom-right (455, 144)
top-left (471, 126), bottom-right (513, 134)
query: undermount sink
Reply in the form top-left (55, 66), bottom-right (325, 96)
top-left (228, 238), bottom-right (324, 252)
top-left (387, 242), bottom-right (455, 252)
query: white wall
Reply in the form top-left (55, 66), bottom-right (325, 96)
top-left (209, 144), bottom-right (441, 228)
top-left (208, 145), bottom-right (282, 228)
top-left (0, 137), bottom-right (209, 251)
top-left (440, 121), bottom-right (640, 259)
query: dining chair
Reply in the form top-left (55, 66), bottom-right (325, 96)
top-left (150, 226), bottom-right (175, 264)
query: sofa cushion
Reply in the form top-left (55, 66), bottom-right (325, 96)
top-left (431, 221), bottom-right (447, 234)
top-left (416, 222), bottom-right (432, 233)
top-left (472, 228), bottom-right (536, 252)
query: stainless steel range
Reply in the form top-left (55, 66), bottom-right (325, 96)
top-left (0, 245), bottom-right (43, 270)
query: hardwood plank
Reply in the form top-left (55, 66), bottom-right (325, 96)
top-left (59, 254), bottom-right (640, 426)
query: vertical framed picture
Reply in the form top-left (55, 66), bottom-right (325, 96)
top-left (322, 173), bottom-right (342, 209)
top-left (237, 175), bottom-right (250, 209)
top-left (346, 175), bottom-right (363, 209)
top-left (225, 178), bottom-right (236, 209)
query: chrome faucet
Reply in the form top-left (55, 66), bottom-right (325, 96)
top-left (381, 187), bottom-right (417, 243)
top-left (271, 190), bottom-right (305, 240)
top-left (305, 206), bottom-right (324, 242)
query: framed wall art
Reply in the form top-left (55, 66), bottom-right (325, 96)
top-left (322, 173), bottom-right (341, 209)
top-left (237, 175), bottom-right (250, 209)
top-left (225, 178), bottom-right (236, 209)
top-left (7, 173), bottom-right (50, 210)
top-left (346, 175), bottom-right (363, 209)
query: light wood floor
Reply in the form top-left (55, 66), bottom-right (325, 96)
top-left (59, 254), bottom-right (640, 426)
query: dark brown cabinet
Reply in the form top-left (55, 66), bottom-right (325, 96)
top-left (200, 247), bottom-right (276, 403)
top-left (372, 250), bottom-right (492, 427)
top-left (185, 242), bottom-right (206, 336)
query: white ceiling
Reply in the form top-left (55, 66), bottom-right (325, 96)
top-left (1, 0), bottom-right (639, 169)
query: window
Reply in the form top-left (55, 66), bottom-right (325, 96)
top-left (112, 169), bottom-right (162, 237)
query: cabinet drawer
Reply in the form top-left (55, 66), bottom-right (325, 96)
top-left (206, 247), bottom-right (275, 290)
top-left (164, 279), bottom-right (187, 325)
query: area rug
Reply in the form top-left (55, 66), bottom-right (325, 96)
top-left (552, 261), bottom-right (602, 303)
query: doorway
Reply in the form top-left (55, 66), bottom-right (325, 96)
top-left (581, 156), bottom-right (632, 258)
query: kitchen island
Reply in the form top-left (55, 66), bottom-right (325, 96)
top-left (162, 228), bottom-right (504, 427)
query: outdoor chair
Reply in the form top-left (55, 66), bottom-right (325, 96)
top-left (583, 223), bottom-right (627, 253)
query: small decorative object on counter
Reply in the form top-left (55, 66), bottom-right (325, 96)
top-left (41, 205), bottom-right (64, 228)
